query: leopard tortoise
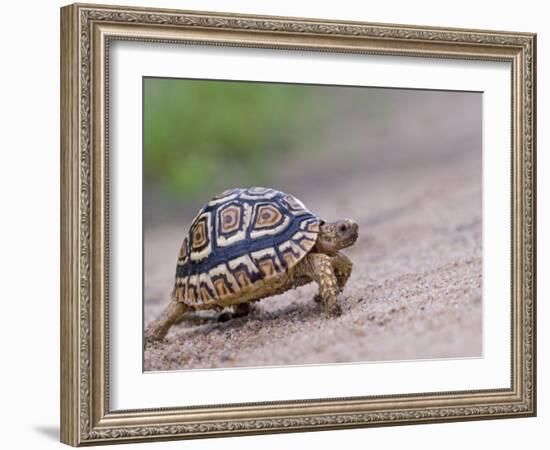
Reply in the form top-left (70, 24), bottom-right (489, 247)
top-left (146, 187), bottom-right (358, 342)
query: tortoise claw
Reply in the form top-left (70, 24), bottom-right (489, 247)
top-left (327, 304), bottom-right (343, 317)
top-left (144, 324), bottom-right (168, 344)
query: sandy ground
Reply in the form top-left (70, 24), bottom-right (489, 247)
top-left (143, 92), bottom-right (482, 371)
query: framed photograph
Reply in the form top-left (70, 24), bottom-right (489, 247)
top-left (60, 3), bottom-right (537, 446)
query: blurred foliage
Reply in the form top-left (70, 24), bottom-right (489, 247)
top-left (144, 78), bottom-right (327, 196)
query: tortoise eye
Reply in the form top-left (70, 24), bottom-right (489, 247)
top-left (338, 223), bottom-right (348, 233)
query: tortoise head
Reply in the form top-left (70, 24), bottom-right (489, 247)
top-left (315, 219), bottom-right (359, 256)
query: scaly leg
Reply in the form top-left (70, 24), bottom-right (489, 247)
top-left (305, 253), bottom-right (342, 317)
top-left (145, 301), bottom-right (188, 343)
top-left (218, 302), bottom-right (253, 322)
top-left (313, 251), bottom-right (353, 303)
top-left (333, 251), bottom-right (353, 292)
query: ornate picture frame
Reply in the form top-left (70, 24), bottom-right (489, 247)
top-left (60, 2), bottom-right (536, 446)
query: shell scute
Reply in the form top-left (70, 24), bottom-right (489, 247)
top-left (175, 187), bottom-right (320, 307)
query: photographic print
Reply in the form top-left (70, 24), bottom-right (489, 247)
top-left (143, 78), bottom-right (482, 371)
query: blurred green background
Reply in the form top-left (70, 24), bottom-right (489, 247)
top-left (143, 78), bottom-right (400, 223)
top-left (143, 77), bottom-right (480, 226)
top-left (144, 78), bottom-right (330, 196)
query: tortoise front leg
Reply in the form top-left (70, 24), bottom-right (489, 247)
top-left (313, 251), bottom-right (352, 303)
top-left (145, 301), bottom-right (188, 343)
top-left (333, 251), bottom-right (353, 292)
top-left (305, 253), bottom-right (342, 317)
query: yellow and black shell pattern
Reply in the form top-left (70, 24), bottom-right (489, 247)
top-left (174, 187), bottom-right (321, 308)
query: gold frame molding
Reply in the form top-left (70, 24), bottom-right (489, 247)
top-left (60, 2), bottom-right (537, 446)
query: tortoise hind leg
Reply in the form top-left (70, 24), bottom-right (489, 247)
top-left (145, 301), bottom-right (188, 343)
top-left (217, 302), bottom-right (253, 322)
